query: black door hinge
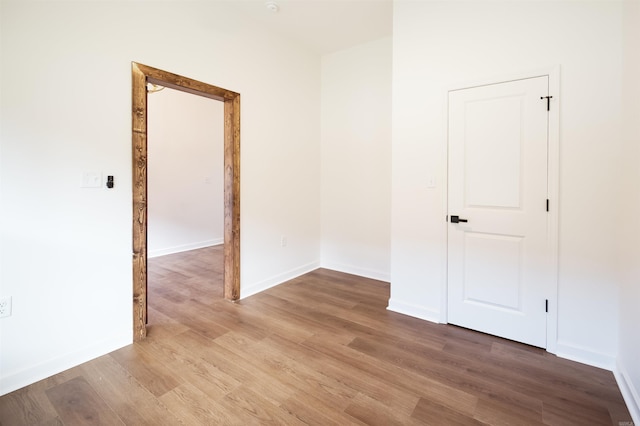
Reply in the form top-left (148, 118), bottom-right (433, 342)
top-left (545, 299), bottom-right (549, 313)
top-left (546, 199), bottom-right (549, 212)
top-left (540, 96), bottom-right (553, 111)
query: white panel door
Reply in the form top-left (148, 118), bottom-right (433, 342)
top-left (448, 76), bottom-right (550, 348)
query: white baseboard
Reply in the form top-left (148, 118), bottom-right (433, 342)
top-left (555, 340), bottom-right (616, 371)
top-left (615, 360), bottom-right (640, 426)
top-left (240, 261), bottom-right (321, 299)
top-left (320, 261), bottom-right (390, 283)
top-left (148, 239), bottom-right (223, 258)
top-left (0, 333), bottom-right (131, 396)
top-left (387, 298), bottom-right (441, 323)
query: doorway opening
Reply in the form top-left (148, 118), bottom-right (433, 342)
top-left (131, 63), bottom-right (240, 341)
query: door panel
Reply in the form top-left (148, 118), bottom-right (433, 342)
top-left (448, 76), bottom-right (549, 348)
top-left (465, 95), bottom-right (523, 209)
top-left (463, 232), bottom-right (523, 311)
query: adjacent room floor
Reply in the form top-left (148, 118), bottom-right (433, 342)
top-left (0, 246), bottom-right (633, 425)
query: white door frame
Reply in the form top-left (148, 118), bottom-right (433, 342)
top-left (442, 66), bottom-right (560, 354)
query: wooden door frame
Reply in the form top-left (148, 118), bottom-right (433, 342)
top-left (132, 62), bottom-right (240, 341)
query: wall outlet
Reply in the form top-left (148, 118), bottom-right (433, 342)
top-left (0, 297), bottom-right (12, 318)
top-left (280, 235), bottom-right (287, 247)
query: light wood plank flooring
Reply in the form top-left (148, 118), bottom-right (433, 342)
top-left (0, 246), bottom-right (633, 425)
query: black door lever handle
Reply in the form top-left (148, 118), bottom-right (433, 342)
top-left (450, 215), bottom-right (468, 223)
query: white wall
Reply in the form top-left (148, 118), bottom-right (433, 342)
top-left (147, 87), bottom-right (224, 258)
top-left (0, 1), bottom-right (320, 395)
top-left (390, 1), bottom-right (623, 368)
top-left (617, 1), bottom-right (640, 422)
top-left (320, 37), bottom-right (392, 281)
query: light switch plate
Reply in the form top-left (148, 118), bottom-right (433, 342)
top-left (82, 172), bottom-right (102, 188)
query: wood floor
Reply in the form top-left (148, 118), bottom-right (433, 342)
top-left (0, 246), bottom-right (632, 425)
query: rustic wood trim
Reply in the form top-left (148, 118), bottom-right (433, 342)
top-left (135, 63), bottom-right (238, 102)
top-left (131, 62), bottom-right (241, 341)
top-left (223, 95), bottom-right (241, 300)
top-left (132, 63), bottom-right (148, 341)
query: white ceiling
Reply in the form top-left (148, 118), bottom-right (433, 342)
top-left (224, 0), bottom-right (393, 55)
